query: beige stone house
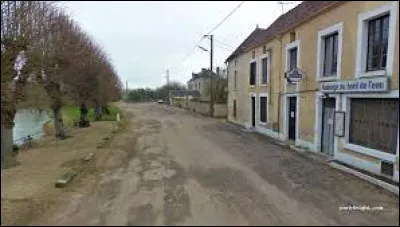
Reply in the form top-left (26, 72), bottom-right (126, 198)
top-left (187, 68), bottom-right (215, 101)
top-left (226, 1), bottom-right (399, 183)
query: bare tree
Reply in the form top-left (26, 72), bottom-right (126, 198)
top-left (1, 1), bottom-right (122, 165)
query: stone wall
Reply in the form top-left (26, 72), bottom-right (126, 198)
top-left (172, 97), bottom-right (227, 118)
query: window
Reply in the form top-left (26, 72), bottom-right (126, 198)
top-left (233, 100), bottom-right (237, 119)
top-left (234, 70), bottom-right (237, 89)
top-left (323, 32), bottom-right (338, 77)
top-left (317, 22), bottom-right (343, 80)
top-left (290, 31), bottom-right (296, 42)
top-left (252, 51), bottom-right (255, 59)
top-left (261, 57), bottom-right (268, 84)
top-left (349, 98), bottom-right (398, 154)
top-left (250, 62), bottom-right (256, 86)
top-left (355, 2), bottom-right (397, 78)
top-left (235, 59), bottom-right (237, 66)
top-left (366, 14), bottom-right (389, 71)
top-left (289, 47), bottom-right (297, 69)
top-left (262, 45), bottom-right (267, 54)
top-left (259, 96), bottom-right (267, 124)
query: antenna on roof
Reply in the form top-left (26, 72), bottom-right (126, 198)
top-left (277, 1), bottom-right (296, 15)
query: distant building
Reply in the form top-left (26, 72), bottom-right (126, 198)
top-left (169, 90), bottom-right (200, 106)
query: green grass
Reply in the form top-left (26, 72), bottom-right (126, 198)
top-left (46, 104), bottom-right (122, 128)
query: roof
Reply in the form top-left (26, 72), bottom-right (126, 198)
top-left (169, 90), bottom-right (200, 97)
top-left (225, 1), bottom-right (343, 63)
top-left (187, 68), bottom-right (217, 83)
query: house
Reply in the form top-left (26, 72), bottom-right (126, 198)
top-left (226, 1), bottom-right (399, 183)
top-left (169, 89), bottom-right (200, 108)
top-left (187, 68), bottom-right (218, 101)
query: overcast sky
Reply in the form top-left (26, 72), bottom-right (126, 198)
top-left (61, 1), bottom-right (301, 89)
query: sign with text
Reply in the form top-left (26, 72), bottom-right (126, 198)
top-left (286, 67), bottom-right (305, 83)
top-left (320, 77), bottom-right (388, 93)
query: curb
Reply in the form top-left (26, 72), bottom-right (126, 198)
top-left (329, 162), bottom-right (399, 196)
top-left (55, 170), bottom-right (77, 188)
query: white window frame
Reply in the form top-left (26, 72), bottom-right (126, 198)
top-left (342, 90), bottom-right (399, 163)
top-left (258, 93), bottom-right (268, 126)
top-left (259, 53), bottom-right (270, 86)
top-left (249, 58), bottom-right (257, 87)
top-left (316, 22), bottom-right (343, 82)
top-left (285, 40), bottom-right (300, 93)
top-left (355, 1), bottom-right (398, 79)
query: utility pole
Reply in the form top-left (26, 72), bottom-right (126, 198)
top-left (166, 69), bottom-right (170, 104)
top-left (209, 34), bottom-right (214, 117)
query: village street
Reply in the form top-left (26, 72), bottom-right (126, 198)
top-left (27, 102), bottom-right (399, 226)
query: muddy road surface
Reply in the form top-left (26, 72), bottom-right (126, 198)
top-left (32, 103), bottom-right (399, 226)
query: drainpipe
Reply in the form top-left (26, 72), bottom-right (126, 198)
top-left (267, 48), bottom-right (272, 105)
top-left (277, 34), bottom-right (283, 136)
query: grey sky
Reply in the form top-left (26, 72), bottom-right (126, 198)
top-left (61, 1), bottom-right (301, 89)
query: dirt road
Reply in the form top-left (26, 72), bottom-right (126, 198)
top-left (32, 103), bottom-right (399, 226)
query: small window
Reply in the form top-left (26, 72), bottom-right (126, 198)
top-left (260, 96), bottom-right (267, 123)
top-left (366, 14), bottom-right (389, 71)
top-left (250, 62), bottom-right (256, 86)
top-left (262, 45), bottom-right (267, 54)
top-left (234, 59), bottom-right (237, 66)
top-left (290, 31), bottom-right (296, 42)
top-left (252, 51), bottom-right (255, 59)
top-left (381, 161), bottom-right (394, 177)
top-left (234, 70), bottom-right (237, 89)
top-left (289, 47), bottom-right (298, 70)
top-left (323, 32), bottom-right (338, 77)
top-left (261, 57), bottom-right (268, 84)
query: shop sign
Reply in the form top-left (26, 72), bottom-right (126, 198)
top-left (320, 77), bottom-right (388, 93)
top-left (286, 67), bottom-right (304, 83)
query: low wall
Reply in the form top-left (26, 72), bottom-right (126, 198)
top-left (187, 100), bottom-right (227, 118)
top-left (171, 97), bottom-right (227, 118)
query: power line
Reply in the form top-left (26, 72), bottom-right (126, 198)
top-left (205, 1), bottom-right (245, 36)
top-left (172, 1), bottom-right (246, 71)
top-left (214, 43), bottom-right (234, 52)
top-left (214, 38), bottom-right (234, 49)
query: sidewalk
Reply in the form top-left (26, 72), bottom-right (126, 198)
top-left (1, 122), bottom-right (116, 226)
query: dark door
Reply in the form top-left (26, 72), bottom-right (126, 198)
top-left (288, 97), bottom-right (297, 140)
top-left (251, 96), bottom-right (256, 127)
top-left (321, 98), bottom-right (336, 156)
top-left (233, 100), bottom-right (237, 119)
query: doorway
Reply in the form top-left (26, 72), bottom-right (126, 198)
top-left (321, 98), bottom-right (335, 156)
top-left (288, 97), bottom-right (297, 141)
top-left (251, 96), bottom-right (256, 127)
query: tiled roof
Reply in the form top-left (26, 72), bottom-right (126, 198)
top-left (187, 69), bottom-right (217, 83)
top-left (170, 90), bottom-right (200, 97)
top-left (224, 28), bottom-right (265, 63)
top-left (225, 1), bottom-right (344, 62)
